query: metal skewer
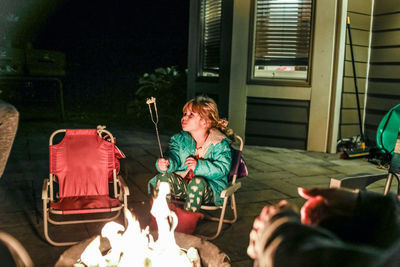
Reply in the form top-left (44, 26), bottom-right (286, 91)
top-left (146, 97), bottom-right (164, 158)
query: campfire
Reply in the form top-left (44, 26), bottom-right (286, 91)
top-left (75, 183), bottom-right (200, 267)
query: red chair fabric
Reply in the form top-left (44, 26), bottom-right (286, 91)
top-left (50, 196), bottom-right (120, 214)
top-left (49, 129), bottom-right (120, 213)
top-left (100, 132), bottom-right (126, 181)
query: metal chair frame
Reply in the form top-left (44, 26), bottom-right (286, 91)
top-left (42, 128), bottom-right (130, 246)
top-left (198, 135), bottom-right (245, 240)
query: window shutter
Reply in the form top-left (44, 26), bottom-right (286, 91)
top-left (254, 0), bottom-right (313, 67)
top-left (199, 0), bottom-right (222, 77)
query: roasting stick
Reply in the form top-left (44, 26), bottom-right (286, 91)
top-left (146, 97), bottom-right (164, 158)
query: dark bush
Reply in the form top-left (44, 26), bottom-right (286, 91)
top-left (128, 66), bottom-right (187, 132)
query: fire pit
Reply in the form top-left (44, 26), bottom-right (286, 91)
top-left (55, 183), bottom-right (230, 266)
top-left (55, 232), bottom-right (230, 267)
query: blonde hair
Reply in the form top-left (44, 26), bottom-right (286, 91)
top-left (183, 96), bottom-right (234, 139)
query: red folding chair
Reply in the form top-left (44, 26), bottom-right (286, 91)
top-left (42, 127), bottom-right (130, 246)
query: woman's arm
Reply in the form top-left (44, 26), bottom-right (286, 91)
top-left (300, 187), bottom-right (400, 249)
top-left (156, 133), bottom-right (183, 173)
top-left (249, 201), bottom-right (383, 267)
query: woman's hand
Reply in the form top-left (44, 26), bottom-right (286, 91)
top-left (184, 156), bottom-right (197, 171)
top-left (247, 200), bottom-right (289, 260)
top-left (298, 187), bottom-right (359, 226)
top-left (157, 158), bottom-right (170, 172)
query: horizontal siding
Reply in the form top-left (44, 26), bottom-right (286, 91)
top-left (348, 0), bottom-right (372, 15)
top-left (365, 128), bottom-right (378, 143)
top-left (368, 81), bottom-right (400, 95)
top-left (369, 65), bottom-right (400, 79)
top-left (342, 93), bottom-right (365, 109)
top-left (344, 61), bottom-right (368, 77)
top-left (372, 31), bottom-right (400, 47)
top-left (370, 47), bottom-right (400, 62)
top-left (373, 13), bottom-right (400, 31)
top-left (374, 0), bottom-right (400, 15)
top-left (246, 105), bottom-right (308, 123)
top-left (366, 95), bottom-right (400, 112)
top-left (245, 97), bottom-right (309, 149)
top-left (365, 112), bottom-right (386, 127)
top-left (340, 125), bottom-right (362, 139)
top-left (341, 109), bottom-right (364, 124)
top-left (340, 1), bottom-right (372, 140)
top-left (365, 2), bottom-right (400, 146)
top-left (245, 136), bottom-right (306, 150)
top-left (346, 29), bottom-right (371, 46)
top-left (345, 45), bottom-right (369, 62)
top-left (364, 111), bottom-right (391, 143)
top-left (246, 121), bottom-right (307, 139)
top-left (348, 12), bottom-right (372, 30)
top-left (343, 77), bottom-right (366, 93)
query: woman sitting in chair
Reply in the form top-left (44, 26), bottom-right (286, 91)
top-left (148, 96), bottom-right (234, 234)
top-left (247, 187), bottom-right (400, 267)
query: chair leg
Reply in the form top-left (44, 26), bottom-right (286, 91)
top-left (384, 173), bottom-right (394, 195)
top-left (43, 199), bottom-right (78, 246)
top-left (230, 194), bottom-right (238, 223)
top-left (201, 198), bottom-right (229, 241)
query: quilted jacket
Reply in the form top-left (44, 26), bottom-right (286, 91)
top-left (148, 128), bottom-right (232, 206)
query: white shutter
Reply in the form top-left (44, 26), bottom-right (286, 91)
top-left (252, 0), bottom-right (314, 81)
top-left (199, 0), bottom-right (222, 77)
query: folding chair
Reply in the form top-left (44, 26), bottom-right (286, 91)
top-left (330, 129), bottom-right (400, 195)
top-left (42, 127), bottom-right (130, 246)
top-left (199, 135), bottom-right (247, 240)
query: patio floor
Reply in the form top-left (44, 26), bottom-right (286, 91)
top-left (0, 122), bottom-right (387, 266)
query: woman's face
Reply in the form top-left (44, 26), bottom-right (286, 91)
top-left (181, 107), bottom-right (204, 132)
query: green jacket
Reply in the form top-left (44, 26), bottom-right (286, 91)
top-left (148, 129), bottom-right (232, 206)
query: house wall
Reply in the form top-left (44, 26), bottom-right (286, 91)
top-left (228, 0), bottom-right (343, 152)
top-left (187, 0), bottom-right (233, 118)
top-left (339, 0), bottom-right (373, 140)
top-left (188, 0), bottom-right (348, 152)
top-left (364, 0), bottom-right (400, 143)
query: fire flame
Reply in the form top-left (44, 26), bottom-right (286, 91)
top-left (78, 182), bottom-right (198, 267)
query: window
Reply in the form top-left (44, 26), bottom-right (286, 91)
top-left (249, 0), bottom-right (314, 84)
top-left (198, 0), bottom-right (222, 78)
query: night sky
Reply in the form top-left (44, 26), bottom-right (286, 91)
top-left (0, 0), bottom-right (190, 114)
top-left (33, 0), bottom-right (190, 78)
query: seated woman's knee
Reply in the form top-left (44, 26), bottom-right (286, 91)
top-left (188, 176), bottom-right (207, 188)
top-left (155, 173), bottom-right (170, 183)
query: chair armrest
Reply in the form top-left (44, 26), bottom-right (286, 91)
top-left (117, 175), bottom-right (130, 196)
top-left (220, 182), bottom-right (241, 198)
top-left (330, 173), bottom-right (388, 190)
top-left (42, 179), bottom-right (49, 200)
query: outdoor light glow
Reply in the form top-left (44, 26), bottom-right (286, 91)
top-left (78, 182), bottom-right (198, 267)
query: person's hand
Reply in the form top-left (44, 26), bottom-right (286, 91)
top-left (184, 156), bottom-right (197, 171)
top-left (157, 158), bottom-right (169, 172)
top-left (247, 200), bottom-right (289, 260)
top-left (298, 187), bottom-right (359, 226)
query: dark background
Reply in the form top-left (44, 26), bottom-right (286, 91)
top-left (0, 0), bottom-right (190, 127)
top-left (34, 0), bottom-right (189, 79)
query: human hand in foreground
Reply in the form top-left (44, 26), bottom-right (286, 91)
top-left (157, 158), bottom-right (169, 172)
top-left (184, 156), bottom-right (197, 171)
top-left (247, 200), bottom-right (294, 260)
top-left (298, 187), bottom-right (359, 226)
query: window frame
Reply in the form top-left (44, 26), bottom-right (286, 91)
top-left (247, 0), bottom-right (316, 87)
top-left (196, 0), bottom-right (223, 82)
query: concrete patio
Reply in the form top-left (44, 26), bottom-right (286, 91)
top-left (0, 122), bottom-right (388, 266)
